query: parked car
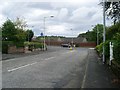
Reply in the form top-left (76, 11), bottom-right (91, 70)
top-left (61, 44), bottom-right (71, 47)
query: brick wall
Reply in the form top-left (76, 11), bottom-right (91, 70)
top-left (8, 46), bottom-right (24, 54)
top-left (79, 42), bottom-right (96, 47)
top-left (45, 41), bottom-right (96, 47)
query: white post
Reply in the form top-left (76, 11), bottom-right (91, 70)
top-left (109, 42), bottom-right (114, 65)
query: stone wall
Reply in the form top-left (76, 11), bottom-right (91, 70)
top-left (8, 46), bottom-right (24, 54)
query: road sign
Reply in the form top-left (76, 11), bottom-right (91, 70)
top-left (41, 32), bottom-right (43, 36)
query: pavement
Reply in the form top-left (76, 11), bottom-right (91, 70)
top-left (2, 46), bottom-right (120, 88)
top-left (82, 48), bottom-right (120, 88)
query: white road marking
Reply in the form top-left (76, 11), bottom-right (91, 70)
top-left (8, 62), bottom-right (37, 72)
top-left (81, 55), bottom-right (89, 88)
top-left (44, 57), bottom-right (55, 60)
top-left (89, 48), bottom-right (95, 50)
top-left (62, 50), bottom-right (75, 54)
top-left (7, 56), bottom-right (55, 72)
top-left (3, 59), bottom-right (16, 62)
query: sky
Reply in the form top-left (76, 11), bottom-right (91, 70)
top-left (0, 0), bottom-right (112, 37)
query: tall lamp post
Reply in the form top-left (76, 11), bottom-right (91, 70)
top-left (71, 28), bottom-right (73, 47)
top-left (91, 25), bottom-right (99, 45)
top-left (97, 25), bottom-right (99, 45)
top-left (43, 16), bottom-right (54, 51)
top-left (103, 0), bottom-right (106, 64)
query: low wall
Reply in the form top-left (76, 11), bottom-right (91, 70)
top-left (46, 42), bottom-right (62, 46)
top-left (8, 46), bottom-right (24, 54)
top-left (79, 42), bottom-right (96, 47)
top-left (46, 42), bottom-right (96, 47)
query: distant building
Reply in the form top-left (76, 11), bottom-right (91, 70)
top-left (32, 36), bottom-right (96, 47)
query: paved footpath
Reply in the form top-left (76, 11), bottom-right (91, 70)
top-left (82, 49), bottom-right (120, 88)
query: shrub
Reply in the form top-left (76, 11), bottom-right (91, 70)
top-left (96, 41), bottom-right (110, 63)
top-left (24, 42), bottom-right (44, 51)
top-left (113, 41), bottom-right (120, 64)
top-left (96, 43), bottom-right (103, 55)
top-left (15, 42), bottom-right (24, 48)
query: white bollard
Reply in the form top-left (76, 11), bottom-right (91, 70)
top-left (109, 42), bottom-right (114, 65)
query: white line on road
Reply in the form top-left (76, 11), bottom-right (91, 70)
top-left (7, 56), bottom-right (55, 72)
top-left (44, 57), bottom-right (55, 60)
top-left (8, 62), bottom-right (37, 72)
top-left (62, 50), bottom-right (75, 54)
top-left (3, 59), bottom-right (16, 62)
top-left (81, 54), bottom-right (89, 88)
top-left (89, 48), bottom-right (95, 50)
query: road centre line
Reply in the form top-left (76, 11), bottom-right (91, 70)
top-left (7, 57), bottom-right (55, 72)
top-left (62, 50), bottom-right (75, 54)
top-left (8, 62), bottom-right (37, 72)
top-left (44, 57), bottom-right (55, 60)
top-left (89, 48), bottom-right (94, 50)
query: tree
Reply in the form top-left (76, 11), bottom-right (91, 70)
top-left (78, 24), bottom-right (104, 44)
top-left (2, 19), bottom-right (17, 41)
top-left (101, 1), bottom-right (120, 24)
top-left (106, 22), bottom-right (120, 40)
top-left (14, 17), bottom-right (27, 30)
top-left (26, 30), bottom-right (34, 42)
top-left (15, 28), bottom-right (27, 42)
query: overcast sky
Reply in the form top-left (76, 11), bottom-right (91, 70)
top-left (0, 0), bottom-right (112, 37)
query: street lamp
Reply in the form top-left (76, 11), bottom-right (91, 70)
top-left (97, 25), bottom-right (99, 45)
top-left (91, 25), bottom-right (99, 45)
top-left (103, 0), bottom-right (106, 64)
top-left (43, 15), bottom-right (54, 51)
top-left (71, 28), bottom-right (74, 47)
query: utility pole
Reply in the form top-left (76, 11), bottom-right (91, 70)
top-left (71, 28), bottom-right (73, 47)
top-left (43, 17), bottom-right (46, 51)
top-left (43, 16), bottom-right (54, 51)
top-left (97, 25), bottom-right (99, 45)
top-left (103, 0), bottom-right (106, 64)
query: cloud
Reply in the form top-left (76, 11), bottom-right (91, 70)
top-left (69, 7), bottom-right (99, 24)
top-left (57, 8), bottom-right (69, 20)
top-left (0, 1), bottom-right (111, 37)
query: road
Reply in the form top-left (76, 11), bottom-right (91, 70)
top-left (2, 46), bottom-right (117, 88)
top-left (2, 46), bottom-right (89, 88)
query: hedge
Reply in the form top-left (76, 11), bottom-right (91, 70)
top-left (2, 41), bottom-right (26, 53)
top-left (24, 42), bottom-right (44, 51)
top-left (113, 41), bottom-right (120, 64)
top-left (96, 41), bottom-right (110, 61)
top-left (96, 40), bottom-right (120, 64)
top-left (2, 41), bottom-right (14, 53)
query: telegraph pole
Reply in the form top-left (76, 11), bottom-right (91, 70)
top-left (103, 0), bottom-right (106, 64)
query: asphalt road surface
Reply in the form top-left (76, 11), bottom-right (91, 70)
top-left (2, 46), bottom-right (117, 88)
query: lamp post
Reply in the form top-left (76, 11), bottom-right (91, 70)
top-left (91, 25), bottom-right (99, 45)
top-left (43, 16), bottom-right (54, 51)
top-left (103, 0), bottom-right (106, 64)
top-left (97, 25), bottom-right (99, 45)
top-left (71, 28), bottom-right (73, 47)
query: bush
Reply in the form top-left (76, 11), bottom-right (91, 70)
top-left (113, 41), bottom-right (120, 64)
top-left (95, 43), bottom-right (103, 55)
top-left (96, 41), bottom-right (110, 63)
top-left (15, 42), bottom-right (24, 48)
top-left (24, 42), bottom-right (44, 51)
